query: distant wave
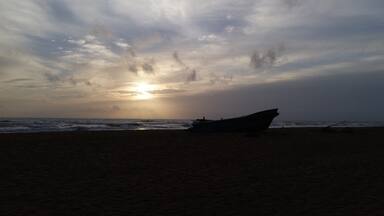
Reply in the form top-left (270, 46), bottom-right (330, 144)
top-left (0, 118), bottom-right (383, 133)
top-left (0, 118), bottom-right (191, 133)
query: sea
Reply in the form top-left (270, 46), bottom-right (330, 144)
top-left (0, 118), bottom-right (384, 133)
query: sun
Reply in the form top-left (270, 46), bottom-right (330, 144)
top-left (134, 82), bottom-right (154, 100)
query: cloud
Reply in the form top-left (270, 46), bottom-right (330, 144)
top-left (282, 0), bottom-right (304, 8)
top-left (142, 61), bottom-right (155, 74)
top-left (13, 84), bottom-right (49, 89)
top-left (250, 50), bottom-right (276, 69)
top-left (60, 35), bottom-right (119, 67)
top-left (171, 51), bottom-right (199, 83)
top-left (2, 78), bottom-right (33, 83)
top-left (172, 51), bottom-right (186, 67)
top-left (89, 23), bottom-right (113, 38)
top-left (114, 40), bottom-right (131, 49)
top-left (128, 64), bottom-right (138, 73)
top-left (250, 45), bottom-right (285, 71)
top-left (225, 26), bottom-right (235, 33)
top-left (151, 88), bottom-right (186, 95)
top-left (44, 73), bottom-right (62, 83)
top-left (44, 71), bottom-right (94, 87)
top-left (67, 39), bottom-right (86, 46)
top-left (198, 34), bottom-right (220, 42)
top-left (127, 49), bottom-right (137, 57)
top-left (186, 69), bottom-right (197, 83)
top-left (115, 90), bottom-right (137, 96)
top-left (209, 73), bottom-right (233, 85)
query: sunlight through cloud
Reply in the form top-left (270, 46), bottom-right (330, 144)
top-left (133, 82), bottom-right (155, 100)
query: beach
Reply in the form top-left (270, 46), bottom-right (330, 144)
top-left (1, 128), bottom-right (384, 215)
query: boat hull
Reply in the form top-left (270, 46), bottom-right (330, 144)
top-left (189, 109), bottom-right (279, 132)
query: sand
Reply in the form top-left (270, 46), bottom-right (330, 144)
top-left (1, 128), bottom-right (384, 215)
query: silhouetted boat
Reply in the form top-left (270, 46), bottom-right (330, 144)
top-left (189, 109), bottom-right (279, 132)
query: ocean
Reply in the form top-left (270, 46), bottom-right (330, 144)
top-left (0, 118), bottom-right (384, 133)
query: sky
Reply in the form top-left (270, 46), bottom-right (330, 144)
top-left (0, 0), bottom-right (384, 120)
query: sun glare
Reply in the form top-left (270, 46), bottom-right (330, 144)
top-left (134, 82), bottom-right (154, 100)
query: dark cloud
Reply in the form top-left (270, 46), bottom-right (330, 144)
top-left (3, 78), bottom-right (33, 83)
top-left (142, 62), bottom-right (154, 74)
top-left (120, 50), bottom-right (140, 74)
top-left (186, 69), bottom-right (197, 83)
top-left (250, 51), bottom-right (265, 68)
top-left (115, 90), bottom-right (136, 96)
top-left (44, 72), bottom-right (93, 87)
top-left (172, 51), bottom-right (186, 67)
top-left (151, 89), bottom-right (185, 95)
top-left (49, 92), bottom-right (87, 100)
top-left (128, 64), bottom-right (138, 73)
top-left (171, 51), bottom-right (198, 83)
top-left (44, 72), bottom-right (62, 82)
top-left (44, 72), bottom-right (77, 86)
top-left (128, 48), bottom-right (136, 57)
top-left (14, 84), bottom-right (49, 89)
top-left (250, 45), bottom-right (285, 70)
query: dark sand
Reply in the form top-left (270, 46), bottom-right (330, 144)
top-left (1, 128), bottom-right (384, 215)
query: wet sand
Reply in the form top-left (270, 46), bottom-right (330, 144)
top-left (1, 128), bottom-right (384, 215)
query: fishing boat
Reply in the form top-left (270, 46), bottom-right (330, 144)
top-left (189, 109), bottom-right (279, 132)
